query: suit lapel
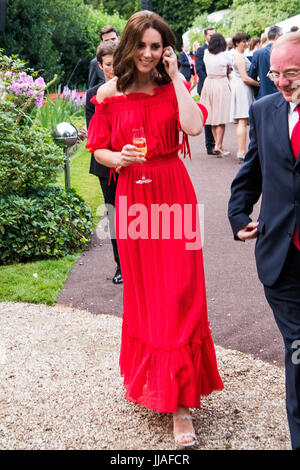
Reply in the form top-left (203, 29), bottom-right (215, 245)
top-left (273, 94), bottom-right (296, 165)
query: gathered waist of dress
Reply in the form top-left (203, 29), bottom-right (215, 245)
top-left (206, 74), bottom-right (228, 79)
top-left (136, 151), bottom-right (180, 167)
top-left (109, 151), bottom-right (181, 184)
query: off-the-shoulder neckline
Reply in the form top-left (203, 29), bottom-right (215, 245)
top-left (91, 83), bottom-right (172, 106)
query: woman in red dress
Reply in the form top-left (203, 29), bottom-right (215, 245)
top-left (86, 11), bottom-right (223, 447)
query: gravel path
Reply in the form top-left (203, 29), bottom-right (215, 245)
top-left (0, 301), bottom-right (290, 450)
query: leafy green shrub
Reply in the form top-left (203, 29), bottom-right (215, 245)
top-left (0, 104), bottom-right (65, 195)
top-left (0, 51), bottom-right (93, 264)
top-left (0, 187), bottom-right (93, 265)
top-left (189, 0), bottom-right (300, 41)
top-left (0, 51), bottom-right (65, 195)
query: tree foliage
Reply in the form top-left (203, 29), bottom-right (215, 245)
top-left (88, 1), bottom-right (233, 47)
top-left (152, 0), bottom-right (233, 47)
top-left (189, 0), bottom-right (300, 43)
top-left (0, 0), bottom-right (126, 88)
top-left (0, 0), bottom-right (236, 86)
top-left (227, 0), bottom-right (300, 36)
top-left (84, 0), bottom-right (140, 18)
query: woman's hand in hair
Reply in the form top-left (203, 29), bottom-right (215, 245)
top-left (162, 47), bottom-right (179, 80)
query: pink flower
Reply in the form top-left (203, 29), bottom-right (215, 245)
top-left (7, 72), bottom-right (45, 107)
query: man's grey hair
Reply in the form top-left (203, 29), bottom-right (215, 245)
top-left (267, 25), bottom-right (283, 40)
top-left (271, 31), bottom-right (300, 53)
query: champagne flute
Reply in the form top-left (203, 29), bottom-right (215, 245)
top-left (132, 127), bottom-right (152, 184)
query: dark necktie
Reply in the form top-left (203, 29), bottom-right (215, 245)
top-left (291, 105), bottom-right (300, 250)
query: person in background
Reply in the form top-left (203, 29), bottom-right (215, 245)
top-left (260, 33), bottom-right (268, 47)
top-left (192, 40), bottom-right (201, 55)
top-left (226, 38), bottom-right (235, 66)
top-left (200, 33), bottom-right (232, 156)
top-left (191, 41), bottom-right (200, 90)
top-left (178, 43), bottom-right (195, 82)
top-left (230, 33), bottom-right (260, 162)
top-left (195, 26), bottom-right (217, 155)
top-left (248, 25), bottom-right (283, 99)
top-left (226, 38), bottom-right (233, 51)
top-left (85, 40), bottom-right (122, 285)
top-left (247, 37), bottom-right (261, 61)
top-left (88, 25), bottom-right (120, 89)
top-left (228, 31), bottom-right (300, 450)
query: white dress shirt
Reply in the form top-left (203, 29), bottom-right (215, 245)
top-left (184, 51), bottom-right (193, 66)
top-left (289, 102), bottom-right (299, 139)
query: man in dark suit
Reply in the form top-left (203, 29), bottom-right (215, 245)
top-left (195, 26), bottom-right (216, 155)
top-left (228, 32), bottom-right (300, 449)
top-left (86, 40), bottom-right (122, 284)
top-left (248, 25), bottom-right (282, 99)
top-left (88, 25), bottom-right (119, 89)
top-left (178, 43), bottom-right (194, 81)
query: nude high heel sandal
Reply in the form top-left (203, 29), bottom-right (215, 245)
top-left (173, 413), bottom-right (198, 448)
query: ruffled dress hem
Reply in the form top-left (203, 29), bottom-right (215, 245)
top-left (119, 321), bottom-right (224, 414)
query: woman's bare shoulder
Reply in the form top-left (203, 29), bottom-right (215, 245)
top-left (234, 52), bottom-right (245, 65)
top-left (96, 77), bottom-right (119, 103)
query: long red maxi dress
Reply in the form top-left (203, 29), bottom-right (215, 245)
top-left (86, 83), bottom-right (223, 413)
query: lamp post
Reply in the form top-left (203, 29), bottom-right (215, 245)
top-left (141, 0), bottom-right (152, 11)
top-left (0, 0), bottom-right (6, 32)
top-left (52, 122), bottom-right (78, 189)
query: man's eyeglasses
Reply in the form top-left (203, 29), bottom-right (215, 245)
top-left (267, 70), bottom-right (300, 81)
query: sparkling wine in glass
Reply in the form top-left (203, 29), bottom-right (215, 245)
top-left (132, 127), bottom-right (152, 184)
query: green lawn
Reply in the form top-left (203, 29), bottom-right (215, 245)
top-left (0, 255), bottom-right (78, 305)
top-left (0, 142), bottom-right (104, 305)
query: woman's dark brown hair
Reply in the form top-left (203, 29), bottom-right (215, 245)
top-left (249, 37), bottom-right (261, 51)
top-left (113, 10), bottom-right (176, 92)
top-left (232, 32), bottom-right (250, 48)
top-left (207, 33), bottom-right (227, 54)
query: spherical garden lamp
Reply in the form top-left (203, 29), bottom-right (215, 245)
top-left (52, 122), bottom-right (78, 189)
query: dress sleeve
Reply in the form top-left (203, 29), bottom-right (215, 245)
top-left (85, 96), bottom-right (112, 154)
top-left (197, 103), bottom-right (208, 125)
top-left (184, 80), bottom-right (192, 93)
top-left (180, 103), bottom-right (207, 159)
top-left (171, 84), bottom-right (208, 159)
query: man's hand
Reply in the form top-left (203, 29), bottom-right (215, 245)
top-left (236, 221), bottom-right (259, 241)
